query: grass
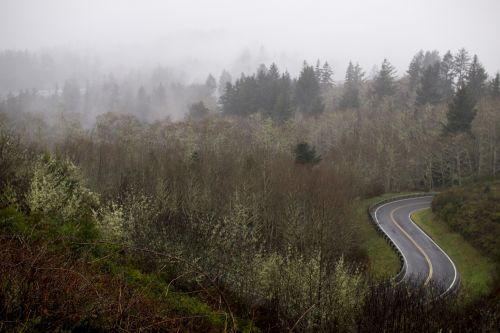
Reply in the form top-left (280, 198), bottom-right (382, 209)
top-left (353, 192), bottom-right (414, 279)
top-left (411, 208), bottom-right (498, 300)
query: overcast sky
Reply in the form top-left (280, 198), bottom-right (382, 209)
top-left (1, 0), bottom-right (499, 81)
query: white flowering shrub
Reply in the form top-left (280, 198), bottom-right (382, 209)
top-left (28, 155), bottom-right (99, 223)
top-left (95, 201), bottom-right (127, 242)
top-left (255, 253), bottom-right (365, 332)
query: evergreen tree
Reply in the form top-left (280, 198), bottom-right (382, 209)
top-left (261, 63), bottom-right (281, 116)
top-left (294, 142), bottom-right (321, 165)
top-left (237, 75), bottom-right (258, 116)
top-left (445, 86), bottom-right (477, 134)
top-left (340, 61), bottom-right (364, 109)
top-left (218, 70), bottom-right (232, 96)
top-left (466, 54), bottom-right (488, 102)
top-left (205, 74), bottom-right (217, 94)
top-left (256, 64), bottom-right (268, 81)
top-left (373, 59), bottom-right (397, 100)
top-left (273, 72), bottom-right (293, 122)
top-left (256, 64), bottom-right (272, 113)
top-left (315, 60), bottom-right (322, 80)
top-left (320, 62), bottom-right (334, 88)
top-left (407, 50), bottom-right (424, 91)
top-left (219, 64), bottom-right (293, 120)
top-left (268, 63), bottom-right (280, 80)
top-left (489, 72), bottom-right (500, 98)
top-left (220, 81), bottom-right (235, 115)
top-left (453, 48), bottom-right (471, 88)
top-left (416, 62), bottom-right (442, 106)
top-left (295, 62), bottom-right (323, 116)
top-left (422, 50), bottom-right (440, 69)
top-left (440, 51), bottom-right (455, 100)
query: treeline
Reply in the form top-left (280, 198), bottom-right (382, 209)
top-left (220, 48), bottom-right (500, 122)
top-left (221, 61), bottom-right (332, 121)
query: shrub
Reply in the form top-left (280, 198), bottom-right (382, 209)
top-left (27, 155), bottom-right (100, 241)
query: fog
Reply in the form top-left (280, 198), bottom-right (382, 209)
top-left (1, 0), bottom-right (500, 81)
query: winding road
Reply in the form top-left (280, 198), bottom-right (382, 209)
top-left (373, 196), bottom-right (459, 297)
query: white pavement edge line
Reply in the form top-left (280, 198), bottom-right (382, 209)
top-left (373, 197), bottom-right (431, 283)
top-left (374, 196), bottom-right (435, 284)
top-left (408, 208), bottom-right (459, 298)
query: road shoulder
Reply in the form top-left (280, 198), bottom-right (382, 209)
top-left (411, 208), bottom-right (497, 300)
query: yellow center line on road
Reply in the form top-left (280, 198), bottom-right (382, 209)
top-left (389, 204), bottom-right (433, 285)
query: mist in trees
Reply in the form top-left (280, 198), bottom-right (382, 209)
top-left (1, 4), bottom-right (500, 328)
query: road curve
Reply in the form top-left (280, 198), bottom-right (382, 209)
top-left (374, 196), bottom-right (459, 297)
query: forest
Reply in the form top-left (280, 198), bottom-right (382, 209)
top-left (0, 42), bottom-right (499, 331)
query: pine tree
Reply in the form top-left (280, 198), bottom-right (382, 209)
top-left (295, 62), bottom-right (323, 116)
top-left (273, 72), bottom-right (293, 122)
top-left (407, 50), bottom-right (424, 91)
top-left (340, 61), bottom-right (364, 109)
top-left (321, 62), bottom-right (334, 88)
top-left (205, 74), bottom-right (217, 94)
top-left (220, 82), bottom-right (235, 115)
top-left (262, 63), bottom-right (281, 116)
top-left (268, 63), bottom-right (280, 80)
top-left (445, 86), bottom-right (477, 134)
top-left (440, 51), bottom-right (455, 100)
top-left (466, 55), bottom-right (488, 102)
top-left (218, 70), bottom-right (232, 96)
top-left (422, 50), bottom-right (440, 69)
top-left (256, 64), bottom-right (268, 81)
top-left (373, 59), bottom-right (397, 100)
top-left (453, 48), bottom-right (471, 89)
top-left (315, 60), bottom-right (322, 80)
top-left (294, 142), bottom-right (321, 165)
top-left (416, 62), bottom-right (442, 106)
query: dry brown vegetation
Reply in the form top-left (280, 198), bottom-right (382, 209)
top-left (0, 236), bottom-right (226, 332)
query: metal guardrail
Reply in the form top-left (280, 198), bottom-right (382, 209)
top-left (367, 193), bottom-right (438, 284)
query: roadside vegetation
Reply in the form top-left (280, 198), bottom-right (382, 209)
top-left (352, 193), bottom-right (415, 279)
top-left (412, 208), bottom-right (497, 299)
top-left (432, 181), bottom-right (500, 262)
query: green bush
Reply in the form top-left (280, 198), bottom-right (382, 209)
top-left (432, 182), bottom-right (500, 262)
top-left (0, 206), bottom-right (29, 234)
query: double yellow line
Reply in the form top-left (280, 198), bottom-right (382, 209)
top-left (390, 205), bottom-right (433, 285)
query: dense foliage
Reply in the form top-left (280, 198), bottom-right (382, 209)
top-left (432, 181), bottom-right (500, 262)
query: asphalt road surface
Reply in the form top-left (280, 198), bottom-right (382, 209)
top-left (374, 196), bottom-right (459, 296)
